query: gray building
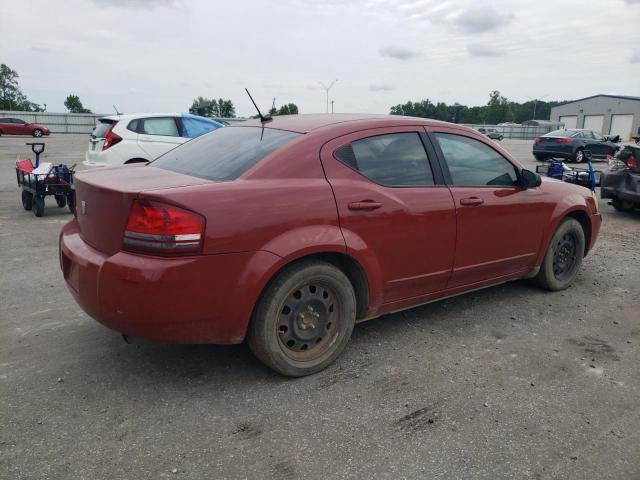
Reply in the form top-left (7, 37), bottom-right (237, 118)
top-left (549, 94), bottom-right (640, 141)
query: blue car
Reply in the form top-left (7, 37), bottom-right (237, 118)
top-left (533, 129), bottom-right (619, 163)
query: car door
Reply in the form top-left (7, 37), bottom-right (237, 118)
top-left (586, 130), bottom-right (614, 158)
top-left (3, 118), bottom-right (21, 134)
top-left (137, 117), bottom-right (188, 159)
top-left (430, 129), bottom-right (551, 288)
top-left (12, 118), bottom-right (29, 135)
top-left (320, 127), bottom-right (456, 304)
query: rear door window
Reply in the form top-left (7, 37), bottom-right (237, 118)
top-left (152, 126), bottom-right (301, 181)
top-left (434, 133), bottom-right (519, 187)
top-left (334, 132), bottom-right (434, 186)
top-left (140, 117), bottom-right (180, 137)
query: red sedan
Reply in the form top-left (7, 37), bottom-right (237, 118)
top-left (60, 114), bottom-right (602, 376)
top-left (0, 117), bottom-right (50, 137)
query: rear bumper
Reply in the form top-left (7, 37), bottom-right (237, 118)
top-left (600, 170), bottom-right (640, 202)
top-left (533, 147), bottom-right (574, 159)
top-left (59, 220), bottom-right (280, 344)
top-left (589, 212), bottom-right (602, 253)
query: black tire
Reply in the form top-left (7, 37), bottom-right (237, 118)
top-left (247, 260), bottom-right (356, 377)
top-left (33, 196), bottom-right (45, 217)
top-left (55, 195), bottom-right (67, 208)
top-left (32, 129), bottom-right (43, 138)
top-left (534, 154), bottom-right (546, 162)
top-left (573, 148), bottom-right (584, 163)
top-left (533, 218), bottom-right (585, 291)
top-left (0, 129), bottom-right (3, 136)
top-left (21, 190), bottom-right (33, 210)
top-left (611, 198), bottom-right (635, 212)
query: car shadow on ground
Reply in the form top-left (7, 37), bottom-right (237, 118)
top-left (68, 279), bottom-right (542, 389)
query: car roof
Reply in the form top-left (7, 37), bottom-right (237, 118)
top-left (98, 113), bottom-right (183, 121)
top-left (239, 113), bottom-right (452, 133)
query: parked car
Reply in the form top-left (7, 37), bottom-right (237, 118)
top-left (60, 114), bottom-right (602, 376)
top-left (477, 127), bottom-right (503, 141)
top-left (84, 113), bottom-right (223, 167)
top-left (0, 117), bottom-right (50, 137)
top-left (533, 129), bottom-right (619, 163)
top-left (601, 144), bottom-right (640, 211)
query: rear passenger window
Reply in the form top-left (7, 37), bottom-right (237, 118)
top-left (127, 119), bottom-right (140, 133)
top-left (434, 133), bottom-right (519, 187)
top-left (334, 133), bottom-right (434, 186)
top-left (141, 117), bottom-right (180, 137)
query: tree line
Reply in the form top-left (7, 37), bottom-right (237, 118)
top-left (390, 90), bottom-right (568, 124)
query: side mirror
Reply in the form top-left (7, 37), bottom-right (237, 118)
top-left (521, 169), bottom-right (542, 189)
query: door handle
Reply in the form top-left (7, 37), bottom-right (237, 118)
top-left (459, 197), bottom-right (484, 206)
top-left (348, 200), bottom-right (382, 211)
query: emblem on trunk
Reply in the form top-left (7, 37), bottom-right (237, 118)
top-left (81, 200), bottom-right (87, 215)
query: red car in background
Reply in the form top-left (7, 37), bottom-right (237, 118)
top-left (0, 117), bottom-right (50, 137)
top-left (59, 114), bottom-right (601, 376)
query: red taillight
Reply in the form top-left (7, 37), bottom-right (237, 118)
top-left (123, 200), bottom-right (205, 255)
top-left (534, 137), bottom-right (541, 144)
top-left (627, 158), bottom-right (639, 169)
top-left (554, 137), bottom-right (575, 144)
top-left (102, 122), bottom-right (122, 150)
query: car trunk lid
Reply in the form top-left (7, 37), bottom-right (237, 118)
top-left (74, 165), bottom-right (211, 255)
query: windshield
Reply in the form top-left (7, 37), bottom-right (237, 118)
top-left (92, 120), bottom-right (115, 138)
top-left (152, 126), bottom-right (302, 181)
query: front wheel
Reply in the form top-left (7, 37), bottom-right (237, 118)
top-left (55, 195), bottom-right (67, 208)
top-left (32, 129), bottom-right (43, 138)
top-left (248, 260), bottom-right (356, 377)
top-left (574, 148), bottom-right (584, 163)
top-left (33, 196), bottom-right (45, 217)
top-left (533, 218), bottom-right (585, 291)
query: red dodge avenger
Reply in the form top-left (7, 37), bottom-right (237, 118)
top-left (60, 114), bottom-right (601, 376)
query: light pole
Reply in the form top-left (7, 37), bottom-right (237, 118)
top-left (319, 79), bottom-right (338, 113)
top-left (526, 94), bottom-right (549, 120)
top-left (331, 100), bottom-right (335, 113)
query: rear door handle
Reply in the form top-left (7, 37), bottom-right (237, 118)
top-left (348, 200), bottom-right (382, 211)
top-left (459, 197), bottom-right (484, 206)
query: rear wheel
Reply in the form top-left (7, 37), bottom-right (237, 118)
top-left (33, 196), bottom-right (45, 217)
top-left (534, 154), bottom-right (546, 162)
top-left (32, 129), bottom-right (43, 138)
top-left (533, 218), bottom-right (585, 291)
top-left (248, 260), bottom-right (356, 377)
top-left (21, 190), bottom-right (33, 210)
top-left (574, 148), bottom-right (584, 163)
top-left (55, 195), bottom-right (67, 208)
top-left (611, 198), bottom-right (635, 212)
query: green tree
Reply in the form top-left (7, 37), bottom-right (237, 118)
top-left (277, 103), bottom-right (299, 115)
top-left (0, 64), bottom-right (42, 111)
top-left (64, 94), bottom-right (92, 113)
top-left (190, 97), bottom-right (236, 118)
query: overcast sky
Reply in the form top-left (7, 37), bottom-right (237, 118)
top-left (2, 0), bottom-right (639, 116)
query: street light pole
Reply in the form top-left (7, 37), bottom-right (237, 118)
top-left (319, 79), bottom-right (338, 113)
top-left (331, 100), bottom-right (335, 113)
top-left (525, 94), bottom-right (549, 120)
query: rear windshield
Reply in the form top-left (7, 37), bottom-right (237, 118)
top-left (544, 129), bottom-right (577, 137)
top-left (92, 120), bottom-right (115, 138)
top-left (152, 126), bottom-right (302, 181)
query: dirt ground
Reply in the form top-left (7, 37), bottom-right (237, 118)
top-left (1, 134), bottom-right (639, 480)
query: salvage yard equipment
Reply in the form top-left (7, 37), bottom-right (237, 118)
top-left (536, 150), bottom-right (601, 190)
top-left (15, 142), bottom-right (75, 217)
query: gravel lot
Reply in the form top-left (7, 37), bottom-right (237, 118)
top-left (1, 134), bottom-right (639, 480)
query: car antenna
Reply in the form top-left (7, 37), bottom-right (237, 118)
top-left (112, 104), bottom-right (122, 117)
top-left (245, 88), bottom-right (272, 123)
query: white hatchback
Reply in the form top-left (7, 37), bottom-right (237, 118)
top-left (84, 113), bottom-right (223, 167)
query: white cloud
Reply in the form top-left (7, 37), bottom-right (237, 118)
top-left (369, 83), bottom-right (396, 91)
top-left (452, 7), bottom-right (514, 34)
top-left (378, 46), bottom-right (421, 60)
top-left (467, 44), bottom-right (507, 57)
